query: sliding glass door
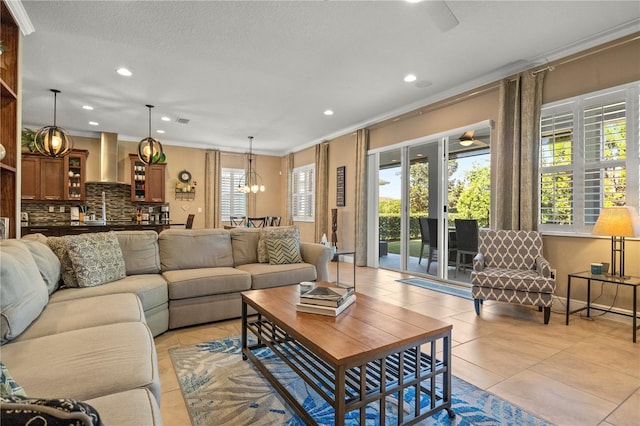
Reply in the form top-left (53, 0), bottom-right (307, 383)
top-left (370, 124), bottom-right (491, 283)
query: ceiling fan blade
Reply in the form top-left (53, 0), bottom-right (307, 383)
top-left (459, 130), bottom-right (474, 141)
top-left (425, 0), bottom-right (459, 33)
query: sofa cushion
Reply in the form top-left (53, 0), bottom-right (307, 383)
top-left (0, 240), bottom-right (49, 345)
top-left (257, 226), bottom-right (299, 263)
top-left (236, 262), bottom-right (317, 290)
top-left (229, 227), bottom-right (260, 266)
top-left (163, 267), bottom-right (251, 300)
top-left (86, 389), bottom-right (161, 426)
top-left (14, 293), bottom-right (145, 342)
top-left (48, 274), bottom-right (168, 314)
top-left (64, 232), bottom-right (127, 287)
top-left (115, 231), bottom-right (161, 275)
top-left (21, 239), bottom-right (61, 295)
top-left (266, 237), bottom-right (303, 265)
top-left (0, 322), bottom-right (160, 402)
top-left (0, 395), bottom-right (102, 426)
top-left (47, 236), bottom-right (79, 288)
top-left (0, 361), bottom-right (26, 397)
top-left (159, 229), bottom-right (234, 270)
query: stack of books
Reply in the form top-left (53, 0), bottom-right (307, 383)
top-left (296, 286), bottom-right (356, 316)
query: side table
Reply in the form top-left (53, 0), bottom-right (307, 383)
top-left (333, 250), bottom-right (356, 291)
top-left (566, 271), bottom-right (640, 342)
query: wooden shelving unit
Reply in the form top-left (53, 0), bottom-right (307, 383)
top-left (1, 1), bottom-right (20, 238)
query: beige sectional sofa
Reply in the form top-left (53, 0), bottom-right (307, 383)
top-left (1, 226), bottom-right (332, 424)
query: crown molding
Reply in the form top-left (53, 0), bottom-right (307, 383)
top-left (5, 0), bottom-right (35, 35)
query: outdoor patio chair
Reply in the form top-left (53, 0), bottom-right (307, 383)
top-left (418, 217), bottom-right (430, 264)
top-left (454, 219), bottom-right (478, 273)
top-left (471, 230), bottom-right (556, 324)
top-left (426, 218), bottom-right (457, 275)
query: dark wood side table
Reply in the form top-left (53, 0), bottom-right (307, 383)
top-left (566, 271), bottom-right (640, 342)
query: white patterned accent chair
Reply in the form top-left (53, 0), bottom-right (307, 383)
top-left (471, 230), bottom-right (555, 324)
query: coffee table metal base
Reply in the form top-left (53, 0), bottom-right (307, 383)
top-left (242, 304), bottom-right (455, 425)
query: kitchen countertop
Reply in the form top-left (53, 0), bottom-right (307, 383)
top-left (23, 221), bottom-right (183, 228)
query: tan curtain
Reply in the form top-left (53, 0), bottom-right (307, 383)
top-left (354, 129), bottom-right (368, 266)
top-left (283, 153), bottom-right (294, 226)
top-left (314, 142), bottom-right (329, 242)
top-left (204, 149), bottom-right (221, 228)
top-left (494, 71), bottom-right (546, 231)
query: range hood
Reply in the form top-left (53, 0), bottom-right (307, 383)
top-left (86, 132), bottom-right (127, 184)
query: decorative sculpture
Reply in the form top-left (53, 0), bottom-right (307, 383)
top-left (331, 208), bottom-right (338, 249)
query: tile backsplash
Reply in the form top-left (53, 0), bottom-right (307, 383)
top-left (22, 183), bottom-right (168, 224)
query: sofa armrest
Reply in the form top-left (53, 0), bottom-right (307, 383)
top-left (473, 253), bottom-right (485, 272)
top-left (535, 256), bottom-right (552, 278)
top-left (300, 242), bottom-right (333, 282)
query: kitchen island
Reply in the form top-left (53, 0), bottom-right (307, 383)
top-left (21, 221), bottom-right (185, 237)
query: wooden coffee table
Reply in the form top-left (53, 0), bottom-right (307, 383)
top-left (241, 283), bottom-right (455, 425)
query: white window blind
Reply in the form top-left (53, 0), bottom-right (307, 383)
top-left (221, 168), bottom-right (246, 221)
top-left (292, 164), bottom-right (315, 221)
top-left (538, 82), bottom-right (639, 234)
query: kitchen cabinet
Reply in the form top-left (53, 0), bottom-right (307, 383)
top-left (0, 0), bottom-right (20, 238)
top-left (64, 150), bottom-right (88, 200)
top-left (21, 150), bottom-right (87, 201)
top-left (130, 154), bottom-right (166, 203)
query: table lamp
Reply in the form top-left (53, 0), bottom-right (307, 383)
top-left (592, 206), bottom-right (640, 278)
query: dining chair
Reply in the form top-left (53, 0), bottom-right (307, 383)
top-left (454, 219), bottom-right (478, 273)
top-left (269, 216), bottom-right (281, 226)
top-left (185, 214), bottom-right (195, 229)
top-left (426, 218), bottom-right (457, 275)
top-left (417, 218), bottom-right (430, 264)
top-left (229, 216), bottom-right (246, 226)
top-left (247, 217), bottom-right (267, 228)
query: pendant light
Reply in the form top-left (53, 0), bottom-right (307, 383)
top-left (34, 89), bottom-right (74, 157)
top-left (138, 104), bottom-right (164, 165)
top-left (237, 136), bottom-right (265, 193)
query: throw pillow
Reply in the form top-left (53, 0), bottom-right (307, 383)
top-left (0, 241), bottom-right (49, 344)
top-left (115, 231), bottom-right (161, 275)
top-left (0, 395), bottom-right (103, 426)
top-left (21, 239), bottom-right (61, 295)
top-left (47, 236), bottom-right (79, 288)
top-left (257, 226), bottom-right (300, 263)
top-left (266, 238), bottom-right (303, 265)
top-left (64, 232), bottom-right (126, 288)
top-left (0, 362), bottom-right (26, 397)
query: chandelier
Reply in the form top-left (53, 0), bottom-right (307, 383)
top-left (237, 136), bottom-right (265, 193)
top-left (137, 104), bottom-right (164, 165)
top-left (34, 89), bottom-right (74, 157)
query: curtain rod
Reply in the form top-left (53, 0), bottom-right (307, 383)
top-left (530, 34), bottom-right (639, 77)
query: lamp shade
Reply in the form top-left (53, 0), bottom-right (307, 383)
top-left (592, 207), bottom-right (640, 237)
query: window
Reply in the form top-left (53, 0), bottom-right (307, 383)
top-left (291, 164), bottom-right (315, 221)
top-left (539, 82), bottom-right (639, 234)
top-left (221, 168), bottom-right (246, 221)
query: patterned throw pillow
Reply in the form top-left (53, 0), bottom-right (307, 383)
top-left (64, 232), bottom-right (126, 288)
top-left (47, 236), bottom-right (79, 288)
top-left (257, 226), bottom-right (300, 263)
top-left (266, 238), bottom-right (303, 265)
top-left (0, 362), bottom-right (26, 397)
top-left (0, 395), bottom-right (103, 426)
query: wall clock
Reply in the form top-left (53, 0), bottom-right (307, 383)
top-left (179, 170), bottom-right (192, 183)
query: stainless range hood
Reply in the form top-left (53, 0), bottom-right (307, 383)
top-left (86, 132), bottom-right (127, 184)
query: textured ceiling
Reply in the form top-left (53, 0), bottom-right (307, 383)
top-left (18, 1), bottom-right (640, 155)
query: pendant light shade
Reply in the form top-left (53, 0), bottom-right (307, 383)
top-left (34, 89), bottom-right (74, 157)
top-left (237, 136), bottom-right (265, 194)
top-left (138, 104), bottom-right (164, 165)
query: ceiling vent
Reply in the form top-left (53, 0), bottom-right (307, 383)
top-left (175, 117), bottom-right (190, 124)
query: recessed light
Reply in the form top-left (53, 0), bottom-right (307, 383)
top-left (324, 109), bottom-right (334, 116)
top-left (116, 67), bottom-right (132, 77)
top-left (89, 121), bottom-right (99, 126)
top-left (82, 105), bottom-right (94, 110)
top-left (161, 116), bottom-right (171, 122)
top-left (416, 153), bottom-right (423, 157)
top-left (406, 0), bottom-right (422, 3)
top-left (404, 74), bottom-right (417, 83)
top-left (157, 130), bottom-right (165, 134)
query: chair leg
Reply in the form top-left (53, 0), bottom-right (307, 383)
top-left (543, 307), bottom-right (551, 324)
top-left (427, 248), bottom-right (434, 273)
top-left (419, 244), bottom-right (424, 264)
top-left (538, 306), bottom-right (543, 312)
top-left (474, 299), bottom-right (481, 315)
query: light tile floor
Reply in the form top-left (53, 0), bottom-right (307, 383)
top-left (156, 263), bottom-right (640, 426)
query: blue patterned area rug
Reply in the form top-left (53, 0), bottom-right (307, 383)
top-left (396, 278), bottom-right (473, 300)
top-left (169, 336), bottom-right (551, 426)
